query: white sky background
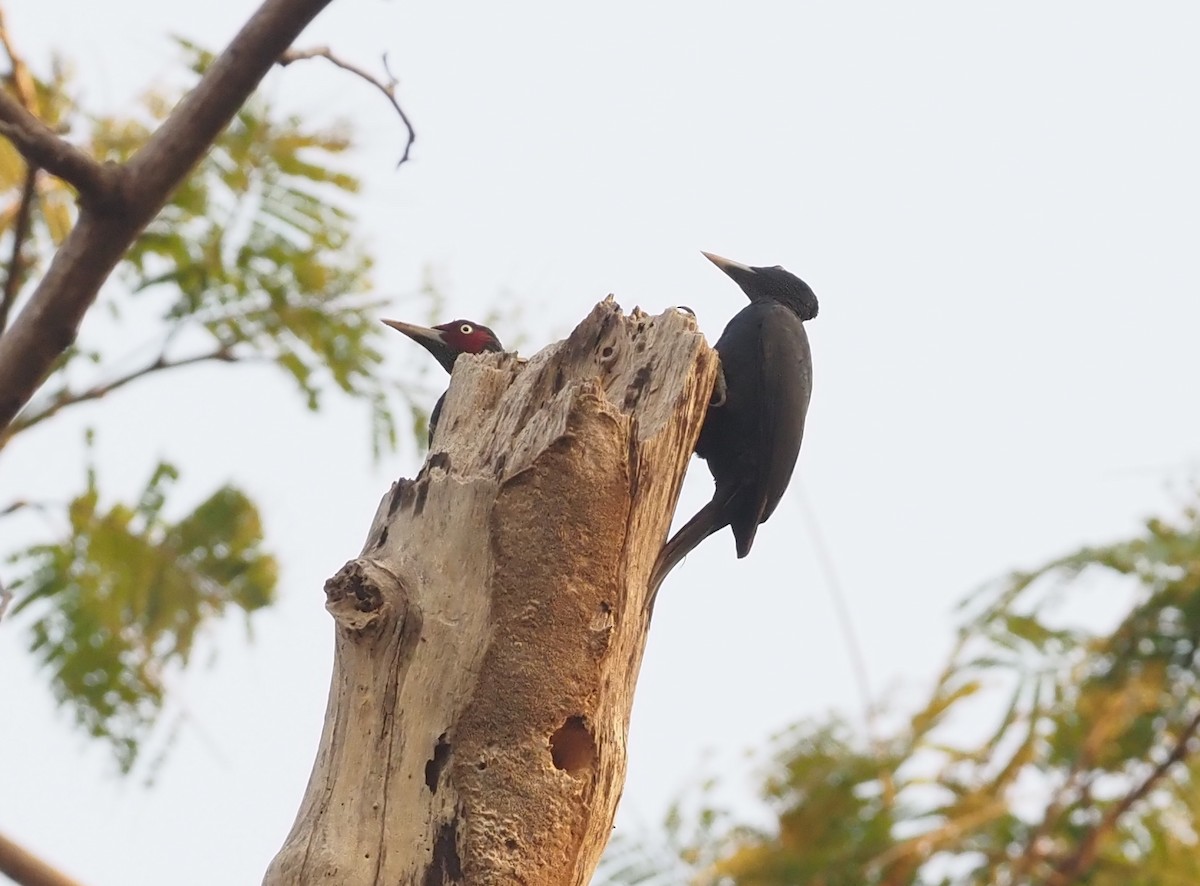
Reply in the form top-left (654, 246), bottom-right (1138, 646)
top-left (2, 1), bottom-right (1199, 883)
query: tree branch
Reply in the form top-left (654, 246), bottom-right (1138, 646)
top-left (1, 166), bottom-right (38, 333)
top-left (278, 46), bottom-right (415, 167)
top-left (1048, 706), bottom-right (1200, 885)
top-left (4, 347), bottom-right (238, 441)
top-left (0, 0), bottom-right (339, 436)
top-left (0, 7), bottom-right (115, 204)
top-left (1, 12), bottom-right (50, 333)
top-left (1007, 749), bottom-right (1093, 882)
top-left (0, 829), bottom-right (87, 886)
top-left (0, 93), bottom-right (116, 206)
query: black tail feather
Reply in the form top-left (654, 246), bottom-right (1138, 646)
top-left (646, 491), bottom-right (732, 612)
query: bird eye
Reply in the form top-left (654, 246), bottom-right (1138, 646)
top-left (460, 323), bottom-right (474, 335)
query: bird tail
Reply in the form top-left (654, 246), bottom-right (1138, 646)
top-left (646, 491), bottom-right (732, 612)
top-left (734, 521), bottom-right (759, 559)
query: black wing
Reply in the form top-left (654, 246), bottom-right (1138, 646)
top-left (700, 302), bottom-right (811, 556)
top-left (753, 305), bottom-right (812, 526)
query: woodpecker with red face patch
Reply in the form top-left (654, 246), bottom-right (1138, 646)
top-left (649, 252), bottom-right (818, 605)
top-left (382, 318), bottom-right (503, 445)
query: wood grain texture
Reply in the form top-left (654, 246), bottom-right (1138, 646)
top-left (265, 299), bottom-right (718, 885)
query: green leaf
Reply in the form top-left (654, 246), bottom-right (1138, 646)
top-left (605, 495), bottom-right (1200, 886)
top-left (7, 462), bottom-right (276, 772)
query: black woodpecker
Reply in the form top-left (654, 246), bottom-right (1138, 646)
top-left (649, 252), bottom-right (818, 603)
top-left (381, 318), bottom-right (503, 445)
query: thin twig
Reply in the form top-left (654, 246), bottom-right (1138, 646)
top-left (1048, 706), bottom-right (1200, 885)
top-left (795, 480), bottom-right (876, 739)
top-left (0, 10), bottom-right (46, 333)
top-left (1, 499), bottom-right (31, 518)
top-left (1007, 751), bottom-right (1092, 882)
top-left (1, 167), bottom-right (38, 333)
top-left (278, 46), bottom-right (416, 167)
top-left (0, 0), bottom-right (339, 436)
top-left (6, 346), bottom-right (237, 440)
top-left (0, 92), bottom-right (117, 208)
top-left (0, 5), bottom-right (38, 108)
top-left (0, 499), bottom-right (58, 528)
top-left (0, 581), bottom-right (10, 621)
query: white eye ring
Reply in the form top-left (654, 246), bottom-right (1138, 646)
top-left (460, 324), bottom-right (473, 335)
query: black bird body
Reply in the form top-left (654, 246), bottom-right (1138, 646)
top-left (650, 253), bottom-right (817, 600)
top-left (381, 318), bottom-right (503, 445)
top-left (696, 300), bottom-right (812, 555)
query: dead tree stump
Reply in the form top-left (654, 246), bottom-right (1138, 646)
top-left (264, 298), bottom-right (718, 885)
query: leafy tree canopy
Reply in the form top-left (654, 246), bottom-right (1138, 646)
top-left (1, 40), bottom-right (423, 772)
top-left (601, 494), bottom-right (1200, 885)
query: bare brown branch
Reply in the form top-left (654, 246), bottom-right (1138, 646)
top-left (0, 6), bottom-right (115, 204)
top-left (278, 46), bottom-right (416, 166)
top-left (0, 829), bottom-right (87, 886)
top-left (0, 0), bottom-right (338, 436)
top-left (3, 347), bottom-right (237, 442)
top-left (1048, 706), bottom-right (1200, 885)
top-left (1, 167), bottom-right (38, 333)
top-left (0, 92), bottom-right (116, 206)
top-left (0, 9), bottom-right (49, 333)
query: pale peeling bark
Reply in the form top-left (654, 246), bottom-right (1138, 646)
top-left (265, 299), bottom-right (718, 886)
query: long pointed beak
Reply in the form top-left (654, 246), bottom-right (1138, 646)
top-left (381, 318), bottom-right (446, 345)
top-left (701, 251), bottom-right (755, 276)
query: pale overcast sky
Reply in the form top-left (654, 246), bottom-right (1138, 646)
top-left (2, 2), bottom-right (1199, 884)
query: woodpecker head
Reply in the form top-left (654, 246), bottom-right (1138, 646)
top-left (381, 318), bottom-right (504, 373)
top-left (702, 251), bottom-right (819, 321)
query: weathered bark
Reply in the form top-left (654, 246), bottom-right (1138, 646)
top-left (265, 299), bottom-right (718, 886)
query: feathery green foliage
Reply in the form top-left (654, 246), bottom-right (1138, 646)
top-left (0, 42), bottom-right (416, 771)
top-left (9, 442), bottom-right (276, 772)
top-left (601, 496), bottom-right (1200, 884)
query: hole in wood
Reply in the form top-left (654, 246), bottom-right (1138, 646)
top-left (425, 732), bottom-right (451, 793)
top-left (550, 716), bottom-right (595, 776)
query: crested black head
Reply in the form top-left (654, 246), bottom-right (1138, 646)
top-left (381, 318), bottom-right (503, 373)
top-left (702, 252), bottom-right (819, 321)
